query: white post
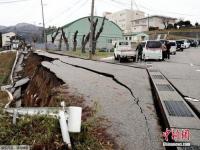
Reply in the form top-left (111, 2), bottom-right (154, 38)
top-left (13, 109), bottom-right (18, 125)
top-left (68, 107), bottom-right (82, 133)
top-left (59, 110), bottom-right (71, 148)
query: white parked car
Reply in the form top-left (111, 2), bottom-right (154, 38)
top-left (114, 40), bottom-right (136, 62)
top-left (182, 40), bottom-right (190, 49)
top-left (168, 40), bottom-right (177, 55)
top-left (142, 40), bottom-right (163, 61)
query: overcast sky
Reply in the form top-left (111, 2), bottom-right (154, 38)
top-left (0, 0), bottom-right (199, 27)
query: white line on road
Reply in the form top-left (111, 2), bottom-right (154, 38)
top-left (196, 70), bottom-right (200, 72)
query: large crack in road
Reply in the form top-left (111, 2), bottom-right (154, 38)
top-left (33, 51), bottom-right (164, 149)
top-left (57, 59), bottom-right (154, 150)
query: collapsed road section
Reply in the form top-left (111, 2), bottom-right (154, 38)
top-left (30, 50), bottom-right (164, 150)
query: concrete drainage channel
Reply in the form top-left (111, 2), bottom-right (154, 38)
top-left (147, 68), bottom-right (200, 149)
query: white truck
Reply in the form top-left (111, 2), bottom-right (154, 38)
top-left (114, 40), bottom-right (136, 62)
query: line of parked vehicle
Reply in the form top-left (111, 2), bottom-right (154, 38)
top-left (114, 39), bottom-right (199, 62)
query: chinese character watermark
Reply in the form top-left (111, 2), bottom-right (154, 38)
top-left (162, 128), bottom-right (191, 147)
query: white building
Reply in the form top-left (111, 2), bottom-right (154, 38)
top-left (124, 33), bottom-right (149, 43)
top-left (104, 9), bottom-right (145, 33)
top-left (131, 15), bottom-right (177, 33)
top-left (2, 32), bottom-right (16, 48)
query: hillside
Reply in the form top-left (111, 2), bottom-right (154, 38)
top-left (0, 23), bottom-right (43, 42)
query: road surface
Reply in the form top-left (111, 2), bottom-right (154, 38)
top-left (35, 50), bottom-right (163, 150)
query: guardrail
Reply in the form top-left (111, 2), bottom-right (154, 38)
top-left (5, 103), bottom-right (82, 149)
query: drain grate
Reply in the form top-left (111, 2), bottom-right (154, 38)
top-left (156, 84), bottom-right (174, 91)
top-left (152, 75), bottom-right (164, 79)
top-left (149, 69), bottom-right (158, 72)
top-left (164, 101), bottom-right (194, 117)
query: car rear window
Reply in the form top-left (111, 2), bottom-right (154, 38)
top-left (160, 40), bottom-right (167, 44)
top-left (176, 41), bottom-right (184, 44)
top-left (146, 41), bottom-right (161, 48)
top-left (119, 42), bottom-right (129, 46)
top-left (169, 42), bottom-right (176, 46)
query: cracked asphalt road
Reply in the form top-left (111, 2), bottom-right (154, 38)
top-left (36, 51), bottom-right (163, 150)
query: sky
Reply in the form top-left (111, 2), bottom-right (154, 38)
top-left (0, 0), bottom-right (199, 27)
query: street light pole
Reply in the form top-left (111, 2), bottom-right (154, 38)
top-left (41, 0), bottom-right (47, 50)
top-left (89, 0), bottom-right (95, 59)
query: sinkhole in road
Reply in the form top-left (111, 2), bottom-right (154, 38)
top-left (20, 53), bottom-right (64, 107)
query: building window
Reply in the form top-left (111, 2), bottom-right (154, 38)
top-left (125, 37), bottom-right (128, 40)
top-left (107, 39), bottom-right (112, 43)
top-left (129, 37), bottom-right (132, 40)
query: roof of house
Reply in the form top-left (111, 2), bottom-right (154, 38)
top-left (124, 32), bottom-right (149, 36)
top-left (131, 15), bottom-right (177, 22)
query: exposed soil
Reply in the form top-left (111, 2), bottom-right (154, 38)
top-left (22, 53), bottom-right (63, 107)
top-left (18, 53), bottom-right (117, 149)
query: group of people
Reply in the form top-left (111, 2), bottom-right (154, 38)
top-left (135, 41), bottom-right (171, 62)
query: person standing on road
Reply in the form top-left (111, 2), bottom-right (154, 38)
top-left (136, 43), bottom-right (143, 62)
top-left (162, 42), bottom-right (167, 61)
top-left (166, 41), bottom-right (171, 59)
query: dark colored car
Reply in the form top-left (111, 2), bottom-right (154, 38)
top-left (176, 40), bottom-right (184, 51)
top-left (160, 39), bottom-right (168, 44)
top-left (188, 39), bottom-right (197, 47)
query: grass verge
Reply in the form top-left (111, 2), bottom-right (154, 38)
top-left (0, 85), bottom-right (116, 149)
top-left (0, 51), bottom-right (16, 107)
top-left (49, 49), bottom-right (113, 60)
top-left (0, 51), bottom-right (16, 85)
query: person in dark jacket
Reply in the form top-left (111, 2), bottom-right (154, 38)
top-left (165, 41), bottom-right (171, 59)
top-left (162, 43), bottom-right (167, 61)
top-left (136, 43), bottom-right (143, 62)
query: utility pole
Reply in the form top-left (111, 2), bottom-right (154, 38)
top-left (89, 0), bottom-right (95, 59)
top-left (41, 0), bottom-right (47, 50)
top-left (147, 14), bottom-right (150, 31)
top-left (131, 0), bottom-right (133, 10)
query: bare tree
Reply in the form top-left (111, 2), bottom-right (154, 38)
top-left (93, 17), bottom-right (106, 54)
top-left (51, 27), bottom-right (60, 43)
top-left (81, 17), bottom-right (106, 54)
top-left (73, 30), bottom-right (78, 51)
top-left (61, 28), bottom-right (69, 51)
top-left (81, 33), bottom-right (90, 53)
top-left (58, 34), bottom-right (63, 50)
top-left (81, 35), bottom-right (86, 53)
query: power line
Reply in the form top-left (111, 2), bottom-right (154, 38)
top-left (46, 0), bottom-right (81, 24)
top-left (0, 0), bottom-right (31, 4)
top-left (47, 0), bottom-right (89, 26)
top-left (109, 0), bottom-right (199, 18)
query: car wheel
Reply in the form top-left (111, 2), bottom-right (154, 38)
top-left (114, 54), bottom-right (117, 60)
top-left (119, 56), bottom-right (122, 62)
top-left (132, 57), bottom-right (136, 62)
